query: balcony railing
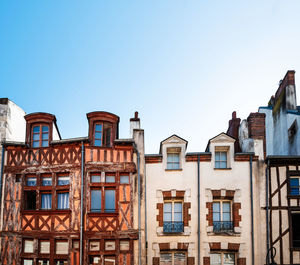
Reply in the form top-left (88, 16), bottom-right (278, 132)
top-left (163, 221), bottom-right (184, 233)
top-left (213, 221), bottom-right (233, 233)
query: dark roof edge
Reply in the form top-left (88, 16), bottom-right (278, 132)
top-left (51, 137), bottom-right (89, 144)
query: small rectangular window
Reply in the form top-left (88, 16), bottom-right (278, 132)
top-left (57, 192), bottom-right (69, 209)
top-left (89, 256), bottom-right (101, 265)
top-left (292, 213), bottom-right (300, 248)
top-left (16, 174), bottom-right (22, 183)
top-left (105, 175), bottom-right (115, 183)
top-left (120, 240), bottom-right (130, 251)
top-left (40, 241), bottom-right (50, 254)
top-left (55, 261), bottom-right (68, 265)
top-left (120, 175), bottom-right (129, 184)
top-left (94, 124), bottom-right (103, 147)
top-left (105, 241), bottom-right (115, 251)
top-left (42, 176), bottom-right (52, 186)
top-left (290, 177), bottom-right (300, 195)
top-left (213, 201), bottom-right (233, 233)
top-left (38, 260), bottom-right (50, 265)
top-left (73, 240), bottom-right (79, 249)
top-left (24, 191), bottom-right (36, 210)
top-left (57, 176), bottom-right (70, 186)
top-left (91, 174), bottom-right (101, 183)
top-left (104, 257), bottom-right (115, 265)
top-left (105, 190), bottom-right (115, 212)
top-left (41, 193), bottom-right (52, 210)
top-left (91, 189), bottom-right (101, 212)
top-left (210, 253), bottom-right (235, 265)
top-left (89, 241), bottom-right (100, 251)
top-left (23, 260), bottom-right (34, 265)
top-left (24, 239), bottom-right (34, 253)
top-left (26, 176), bottom-right (37, 186)
top-left (55, 241), bottom-right (68, 255)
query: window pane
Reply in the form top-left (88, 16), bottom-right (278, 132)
top-left (120, 175), bottom-right (129, 184)
top-left (210, 254), bottom-right (221, 265)
top-left (215, 152), bottom-right (220, 160)
top-left (91, 174), bottom-right (101, 183)
top-left (223, 202), bottom-right (230, 212)
top-left (42, 126), bottom-right (49, 132)
top-left (220, 161), bottom-right (227, 168)
top-left (213, 212), bottom-right (220, 221)
top-left (42, 133), bottom-right (48, 140)
top-left (160, 253), bottom-right (172, 265)
top-left (41, 194), bottom-right (52, 209)
top-left (56, 241), bottom-right (68, 255)
top-left (33, 141), bottom-right (39, 148)
top-left (105, 190), bottom-right (115, 212)
top-left (120, 241), bottom-right (130, 251)
top-left (223, 253), bottom-right (235, 265)
top-left (94, 139), bottom-right (102, 146)
top-left (213, 202), bottom-right (220, 212)
top-left (104, 127), bottom-right (111, 147)
top-left (95, 124), bottom-right (102, 131)
top-left (89, 241), bottom-right (100, 251)
top-left (33, 134), bottom-right (40, 141)
top-left (24, 240), bottom-right (34, 253)
top-left (164, 212), bottom-right (172, 222)
top-left (105, 175), bottom-right (115, 183)
top-left (40, 241), bottom-right (50, 254)
top-left (42, 177), bottom-right (52, 186)
top-left (27, 177), bottom-right (36, 186)
top-left (174, 253), bottom-right (186, 265)
top-left (25, 191), bottom-right (36, 210)
top-left (105, 241), bottom-right (115, 251)
top-left (58, 176), bottom-right (70, 185)
top-left (91, 190), bottom-right (101, 212)
top-left (174, 212), bottom-right (182, 222)
top-left (95, 132), bottom-right (102, 139)
top-left (220, 152), bottom-right (227, 161)
top-left (38, 260), bottom-right (50, 265)
top-left (215, 161), bottom-right (220, 168)
top-left (104, 257), bottom-right (115, 265)
top-left (292, 213), bottom-right (300, 247)
top-left (42, 140), bottom-right (49, 147)
top-left (57, 193), bottom-right (69, 209)
top-left (291, 178), bottom-right (300, 195)
top-left (223, 212), bottom-right (231, 221)
top-left (33, 126), bottom-right (40, 133)
top-left (24, 260), bottom-right (34, 265)
top-left (164, 203), bottom-right (172, 213)
top-left (174, 203), bottom-right (182, 221)
top-left (174, 203), bottom-right (182, 212)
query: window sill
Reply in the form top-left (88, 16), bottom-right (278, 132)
top-left (165, 169), bottom-right (183, 172)
top-left (88, 212), bottom-right (118, 217)
top-left (214, 168), bottom-right (232, 170)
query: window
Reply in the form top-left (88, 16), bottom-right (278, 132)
top-left (55, 241), bottom-right (68, 255)
top-left (94, 122), bottom-right (112, 147)
top-left (105, 241), bottom-right (115, 251)
top-left (42, 176), bottom-right (52, 186)
top-left (290, 177), bottom-right (300, 195)
top-left (89, 256), bottom-right (101, 265)
top-left (120, 175), bottom-right (129, 184)
top-left (104, 257), bottom-right (116, 265)
top-left (292, 213), bottom-right (300, 248)
top-left (32, 125), bottom-right (49, 148)
top-left (23, 260), bottom-right (34, 265)
top-left (89, 241), bottom-right (100, 251)
top-left (57, 192), bottom-right (69, 209)
top-left (160, 252), bottom-right (186, 265)
top-left (24, 239), bottom-right (34, 253)
top-left (41, 193), bottom-right (52, 209)
top-left (58, 175), bottom-right (70, 186)
top-left (38, 260), bottom-right (50, 265)
top-left (167, 153), bottom-right (180, 170)
top-left (24, 191), bottom-right (36, 210)
top-left (55, 261), bottom-right (68, 265)
top-left (215, 151), bottom-right (227, 169)
top-left (210, 253), bottom-right (235, 265)
top-left (26, 176), bottom-right (37, 186)
top-left (40, 240), bottom-right (50, 254)
top-left (90, 173), bottom-right (116, 213)
top-left (120, 241), bottom-right (130, 251)
top-left (213, 201), bottom-right (233, 233)
top-left (163, 202), bottom-right (183, 233)
top-left (57, 175), bottom-right (70, 210)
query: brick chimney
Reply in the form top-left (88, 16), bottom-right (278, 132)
top-left (226, 111), bottom-right (241, 152)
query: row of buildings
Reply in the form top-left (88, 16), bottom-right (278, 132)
top-left (0, 70), bottom-right (299, 265)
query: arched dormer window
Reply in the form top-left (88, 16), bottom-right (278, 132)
top-left (87, 112), bottom-right (119, 148)
top-left (32, 124), bottom-right (49, 147)
top-left (25, 112), bottom-right (61, 148)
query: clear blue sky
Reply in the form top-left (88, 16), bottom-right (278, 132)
top-left (1, 1), bottom-right (300, 153)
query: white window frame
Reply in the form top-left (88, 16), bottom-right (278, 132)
top-left (212, 200), bottom-right (232, 222)
top-left (163, 201), bottom-right (183, 222)
top-left (160, 251), bottom-right (187, 265)
top-left (210, 252), bottom-right (235, 265)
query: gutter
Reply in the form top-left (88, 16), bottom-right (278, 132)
top-left (197, 154), bottom-right (200, 265)
top-left (80, 142), bottom-right (85, 265)
top-left (250, 155), bottom-right (255, 265)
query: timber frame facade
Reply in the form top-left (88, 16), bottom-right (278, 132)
top-left (0, 111), bottom-right (144, 265)
top-left (266, 156), bottom-right (300, 265)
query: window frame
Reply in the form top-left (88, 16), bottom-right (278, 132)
top-left (89, 173), bottom-right (117, 214)
top-left (215, 151), bottom-right (228, 169)
top-left (209, 252), bottom-right (236, 265)
top-left (163, 200), bottom-right (183, 233)
top-left (166, 152), bottom-right (180, 170)
top-left (212, 200), bottom-right (233, 233)
top-left (93, 122), bottom-right (113, 147)
top-left (31, 124), bottom-right (50, 148)
top-left (289, 175), bottom-right (300, 196)
top-left (160, 251), bottom-right (187, 265)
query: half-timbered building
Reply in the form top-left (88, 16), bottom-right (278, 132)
top-left (0, 111), bottom-right (145, 265)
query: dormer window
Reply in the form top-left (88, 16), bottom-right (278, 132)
top-left (166, 147), bottom-right (181, 170)
top-left (32, 125), bottom-right (49, 148)
top-left (215, 146), bottom-right (229, 169)
top-left (94, 122), bottom-right (112, 147)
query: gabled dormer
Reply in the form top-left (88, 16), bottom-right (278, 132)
top-left (25, 112), bottom-right (61, 148)
top-left (159, 134), bottom-right (188, 171)
top-left (87, 112), bottom-right (119, 147)
top-left (206, 133), bottom-right (235, 170)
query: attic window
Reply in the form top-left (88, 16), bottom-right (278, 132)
top-left (94, 122), bottom-right (112, 147)
top-left (215, 146), bottom-right (229, 169)
top-left (166, 147), bottom-right (181, 170)
top-left (32, 125), bottom-right (49, 148)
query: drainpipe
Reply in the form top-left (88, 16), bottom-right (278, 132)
top-left (133, 143), bottom-right (141, 265)
top-left (249, 155), bottom-right (254, 265)
top-left (197, 154), bottom-right (200, 265)
top-left (80, 142), bottom-right (85, 265)
top-left (145, 156), bottom-right (147, 265)
top-left (266, 160), bottom-right (270, 265)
